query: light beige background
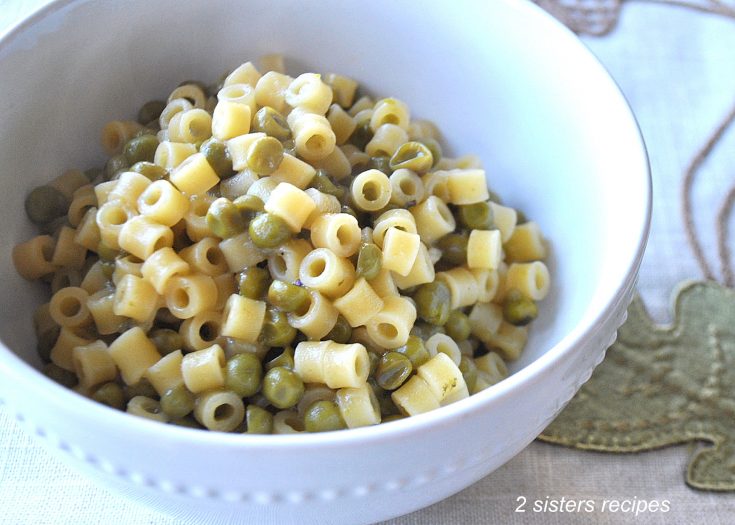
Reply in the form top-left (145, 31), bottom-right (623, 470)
top-left (2, 1), bottom-right (735, 523)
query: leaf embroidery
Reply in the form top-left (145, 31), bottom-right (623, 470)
top-left (539, 281), bottom-right (735, 491)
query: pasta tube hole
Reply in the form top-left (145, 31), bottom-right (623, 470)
top-left (199, 320), bottom-right (220, 342)
top-left (305, 134), bottom-right (326, 152)
top-left (294, 293), bottom-right (313, 317)
top-left (205, 246), bottom-right (225, 266)
top-left (59, 295), bottom-right (82, 317)
top-left (103, 207), bottom-right (129, 226)
top-left (190, 198), bottom-right (210, 217)
top-left (272, 254), bottom-right (287, 275)
top-left (142, 186), bottom-right (162, 206)
top-left (305, 257), bottom-right (327, 279)
top-left (40, 238), bottom-right (55, 261)
top-left (170, 288), bottom-right (191, 309)
top-left (399, 179), bottom-right (416, 194)
top-left (377, 323), bottom-right (398, 340)
top-left (214, 403), bottom-right (235, 421)
top-left (361, 182), bottom-right (380, 201)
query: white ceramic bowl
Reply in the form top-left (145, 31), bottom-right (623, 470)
top-left (0, 1), bottom-right (651, 523)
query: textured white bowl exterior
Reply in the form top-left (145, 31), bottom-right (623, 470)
top-left (0, 1), bottom-right (650, 524)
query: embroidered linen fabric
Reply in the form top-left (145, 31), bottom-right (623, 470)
top-left (3, 1), bottom-right (735, 523)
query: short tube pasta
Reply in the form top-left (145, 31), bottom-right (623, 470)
top-left (350, 169), bottom-right (391, 212)
top-left (181, 344), bottom-right (226, 394)
top-left (194, 390), bottom-right (245, 432)
top-left (294, 341), bottom-right (369, 388)
top-left (309, 213), bottom-right (361, 257)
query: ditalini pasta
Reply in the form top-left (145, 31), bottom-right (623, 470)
top-left (14, 55), bottom-right (551, 433)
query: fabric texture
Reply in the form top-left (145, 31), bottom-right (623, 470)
top-left (3, 1), bottom-right (735, 523)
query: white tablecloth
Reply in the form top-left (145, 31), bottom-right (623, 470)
top-left (3, 1), bottom-right (735, 523)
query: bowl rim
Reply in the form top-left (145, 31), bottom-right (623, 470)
top-left (0, 0), bottom-right (651, 451)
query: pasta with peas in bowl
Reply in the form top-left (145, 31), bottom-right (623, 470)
top-left (12, 56), bottom-right (550, 434)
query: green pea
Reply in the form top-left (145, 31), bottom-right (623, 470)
top-left (36, 326), bottom-right (60, 363)
top-left (368, 379), bottom-right (400, 416)
top-left (389, 141), bottom-right (433, 173)
top-left (84, 167), bottom-right (103, 182)
top-left (43, 363), bottom-right (78, 389)
top-left (444, 310), bottom-right (471, 341)
top-left (375, 351), bottom-right (413, 390)
top-left (348, 120), bottom-right (373, 150)
top-left (225, 353), bottom-right (263, 397)
top-left (311, 170), bottom-right (345, 200)
top-left (265, 347), bottom-right (295, 371)
top-left (170, 416), bottom-right (204, 429)
top-left (262, 366), bottom-right (304, 409)
top-left (137, 99), bottom-right (166, 125)
top-left (395, 335), bottom-right (431, 368)
top-left (356, 242), bottom-right (382, 280)
top-left (124, 378), bottom-right (158, 400)
top-left (304, 400), bottom-right (347, 432)
top-left (459, 355), bottom-right (478, 393)
top-left (148, 328), bottom-right (183, 355)
top-left (207, 197), bottom-right (247, 238)
top-left (247, 136), bottom-right (284, 175)
top-left (436, 234), bottom-right (468, 267)
top-left (458, 201), bottom-right (494, 230)
top-left (515, 209), bottom-right (528, 225)
top-left (367, 350), bottom-right (380, 376)
top-left (200, 138), bottom-right (235, 179)
top-left (123, 134), bottom-right (159, 164)
top-left (252, 106), bottom-right (291, 142)
top-left (413, 280), bottom-right (451, 326)
top-left (129, 161), bottom-right (167, 181)
top-left (245, 404), bottom-right (273, 434)
top-left (341, 205), bottom-right (358, 219)
top-left (267, 280), bottom-right (310, 313)
top-left (248, 212), bottom-right (292, 248)
top-left (160, 383), bottom-right (195, 419)
top-left (368, 155), bottom-right (391, 175)
top-left (417, 137), bottom-right (442, 167)
top-left (238, 266), bottom-right (270, 299)
top-left (104, 154), bottom-right (129, 180)
top-left (91, 382), bottom-right (125, 410)
top-left (325, 315), bottom-right (352, 344)
top-left (233, 194), bottom-right (264, 219)
top-left (259, 306), bottom-right (297, 347)
top-left (502, 289), bottom-right (538, 326)
top-left (37, 215), bottom-right (69, 236)
top-left (24, 186), bottom-right (68, 226)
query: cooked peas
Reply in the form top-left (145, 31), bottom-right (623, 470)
top-left (91, 382), bottom-right (125, 410)
top-left (268, 280), bottom-right (310, 313)
top-left (444, 310), bottom-right (471, 341)
top-left (375, 351), bottom-right (413, 390)
top-left (137, 99), bottom-right (166, 125)
top-left (130, 161), bottom-right (167, 181)
top-left (149, 328), bottom-right (183, 355)
top-left (252, 106), bottom-right (291, 142)
top-left (24, 185), bottom-right (68, 226)
top-left (200, 138), bottom-right (235, 179)
top-left (437, 234), bottom-right (468, 266)
top-left (207, 197), bottom-right (247, 238)
top-left (225, 353), bottom-right (263, 397)
top-left (413, 280), bottom-right (451, 326)
top-left (160, 383), bottom-right (195, 419)
top-left (368, 155), bottom-right (392, 175)
top-left (341, 205), bottom-right (358, 219)
top-left (262, 366), bottom-right (304, 409)
top-left (233, 194), bottom-right (264, 218)
top-left (104, 154), bottom-right (129, 180)
top-left (502, 289), bottom-right (538, 326)
top-left (36, 326), bottom-right (60, 363)
top-left (265, 347), bottom-right (295, 371)
top-left (417, 137), bottom-right (442, 167)
top-left (43, 363), bottom-right (78, 389)
top-left (389, 141), bottom-right (433, 173)
top-left (124, 378), bottom-right (158, 400)
top-left (312, 170), bottom-right (345, 200)
top-left (248, 212), bottom-right (292, 248)
top-left (245, 404), bottom-right (273, 434)
top-left (459, 355), bottom-right (478, 392)
top-left (356, 242), bottom-right (382, 280)
top-left (259, 306), bottom-right (297, 347)
top-left (369, 379), bottom-right (400, 416)
top-left (84, 167), bottom-right (103, 182)
top-left (458, 201), bottom-right (494, 230)
top-left (304, 400), bottom-right (347, 432)
top-left (238, 266), bottom-right (270, 299)
top-left (349, 121), bottom-right (373, 150)
top-left (395, 335), bottom-right (431, 368)
top-left (123, 134), bottom-right (159, 164)
top-left (247, 136), bottom-right (284, 175)
top-left (325, 315), bottom-right (352, 344)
